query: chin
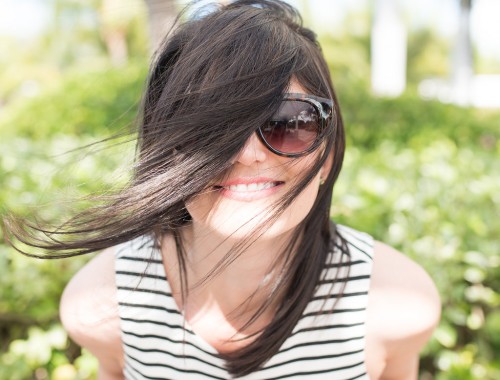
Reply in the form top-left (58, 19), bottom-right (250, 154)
top-left (214, 218), bottom-right (296, 240)
top-left (191, 202), bottom-right (307, 241)
top-left (185, 183), bottom-right (319, 240)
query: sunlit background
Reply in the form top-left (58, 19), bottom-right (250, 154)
top-left (0, 1), bottom-right (499, 379)
top-left (1, 0), bottom-right (499, 107)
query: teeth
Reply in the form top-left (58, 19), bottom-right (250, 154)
top-left (225, 182), bottom-right (277, 192)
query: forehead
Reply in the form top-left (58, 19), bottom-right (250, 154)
top-left (288, 79), bottom-right (308, 94)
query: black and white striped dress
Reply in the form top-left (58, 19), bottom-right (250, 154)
top-left (115, 224), bottom-right (374, 380)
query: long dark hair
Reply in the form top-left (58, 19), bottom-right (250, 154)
top-left (3, 0), bottom-right (349, 376)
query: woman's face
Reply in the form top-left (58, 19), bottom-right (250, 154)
top-left (185, 81), bottom-right (331, 240)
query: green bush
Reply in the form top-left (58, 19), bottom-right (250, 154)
top-left (338, 82), bottom-right (499, 151)
top-left (1, 60), bottom-right (499, 379)
top-left (334, 85), bottom-right (500, 379)
top-left (0, 61), bottom-right (147, 139)
top-left (334, 140), bottom-right (499, 379)
top-left (0, 62), bottom-right (144, 379)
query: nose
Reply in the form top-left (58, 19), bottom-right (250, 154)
top-left (235, 132), bottom-right (268, 166)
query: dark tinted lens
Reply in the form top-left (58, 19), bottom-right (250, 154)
top-left (261, 100), bottom-right (320, 154)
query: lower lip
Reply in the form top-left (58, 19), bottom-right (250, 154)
top-left (216, 183), bottom-right (284, 201)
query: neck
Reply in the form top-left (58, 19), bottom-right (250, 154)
top-left (184, 222), bottom-right (292, 288)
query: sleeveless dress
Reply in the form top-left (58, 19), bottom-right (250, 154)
top-left (115, 224), bottom-right (374, 380)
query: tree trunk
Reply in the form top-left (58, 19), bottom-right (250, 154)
top-left (451, 0), bottom-right (474, 105)
top-left (143, 0), bottom-right (178, 54)
top-left (100, 0), bottom-right (135, 66)
top-left (103, 30), bottom-right (128, 67)
top-left (371, 0), bottom-right (407, 97)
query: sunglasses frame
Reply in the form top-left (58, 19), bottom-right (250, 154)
top-left (257, 93), bottom-right (335, 158)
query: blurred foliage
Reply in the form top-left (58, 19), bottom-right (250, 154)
top-left (1, 1), bottom-right (500, 379)
top-left (1, 57), bottom-right (499, 378)
top-left (334, 83), bottom-right (500, 379)
top-left (338, 81), bottom-right (499, 150)
top-left (320, 32), bottom-right (371, 87)
top-left (0, 325), bottom-right (97, 380)
top-left (0, 62), bottom-right (142, 379)
top-left (0, 0), bottom-right (148, 108)
top-left (0, 62), bottom-right (147, 139)
top-left (407, 28), bottom-right (450, 84)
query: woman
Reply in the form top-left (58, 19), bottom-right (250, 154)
top-left (5, 1), bottom-right (440, 379)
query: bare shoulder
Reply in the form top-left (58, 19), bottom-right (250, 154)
top-left (365, 241), bottom-right (441, 379)
top-left (367, 241), bottom-right (441, 339)
top-left (60, 247), bottom-right (124, 378)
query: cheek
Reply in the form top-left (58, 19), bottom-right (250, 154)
top-left (276, 173), bottom-right (321, 230)
top-left (185, 193), bottom-right (276, 238)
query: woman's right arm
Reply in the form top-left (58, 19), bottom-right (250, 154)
top-left (59, 247), bottom-right (124, 380)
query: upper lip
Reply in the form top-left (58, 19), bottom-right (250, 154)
top-left (214, 177), bottom-right (283, 187)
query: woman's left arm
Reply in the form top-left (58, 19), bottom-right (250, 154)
top-left (365, 241), bottom-right (442, 380)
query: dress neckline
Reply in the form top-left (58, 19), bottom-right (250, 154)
top-left (147, 237), bottom-right (339, 357)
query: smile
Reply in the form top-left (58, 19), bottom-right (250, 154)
top-left (212, 179), bottom-right (284, 201)
top-left (216, 182), bottom-right (281, 192)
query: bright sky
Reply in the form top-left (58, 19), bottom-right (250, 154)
top-left (1, 0), bottom-right (499, 60)
top-left (0, 0), bottom-right (50, 38)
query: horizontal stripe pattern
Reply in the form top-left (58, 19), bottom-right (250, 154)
top-left (115, 225), bottom-right (374, 379)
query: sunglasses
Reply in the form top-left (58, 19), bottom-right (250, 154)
top-left (257, 93), bottom-right (334, 157)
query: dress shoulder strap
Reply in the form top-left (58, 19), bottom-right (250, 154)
top-left (335, 223), bottom-right (374, 262)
